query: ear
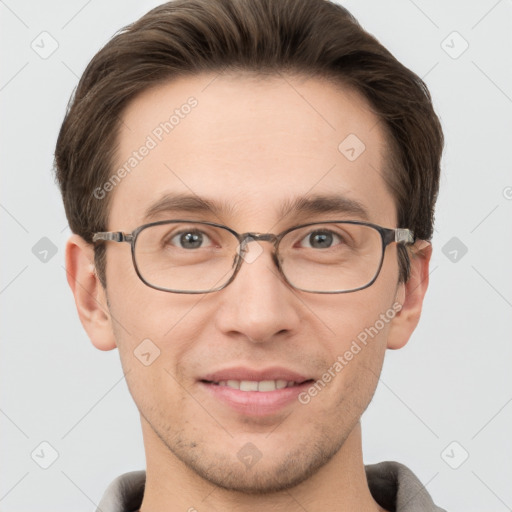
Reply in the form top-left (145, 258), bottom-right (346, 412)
top-left (386, 240), bottom-right (432, 350)
top-left (65, 234), bottom-right (117, 351)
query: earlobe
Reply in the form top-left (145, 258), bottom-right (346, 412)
top-left (65, 234), bottom-right (117, 351)
top-left (386, 240), bottom-right (432, 350)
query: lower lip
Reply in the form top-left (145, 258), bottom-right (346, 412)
top-left (199, 381), bottom-right (313, 416)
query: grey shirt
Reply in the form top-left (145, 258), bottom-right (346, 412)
top-left (95, 461), bottom-right (447, 512)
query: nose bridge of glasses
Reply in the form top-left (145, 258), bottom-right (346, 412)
top-left (239, 232), bottom-right (278, 247)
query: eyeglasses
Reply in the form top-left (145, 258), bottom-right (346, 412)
top-left (92, 220), bottom-right (415, 294)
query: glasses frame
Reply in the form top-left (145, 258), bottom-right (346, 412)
top-left (92, 219), bottom-right (415, 294)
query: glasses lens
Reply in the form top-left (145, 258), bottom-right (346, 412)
top-left (279, 223), bottom-right (383, 292)
top-left (134, 222), bottom-right (238, 292)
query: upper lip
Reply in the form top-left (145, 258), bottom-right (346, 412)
top-left (200, 366), bottom-right (312, 383)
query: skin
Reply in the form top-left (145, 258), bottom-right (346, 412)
top-left (66, 72), bottom-right (431, 512)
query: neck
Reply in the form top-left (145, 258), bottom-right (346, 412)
top-left (139, 418), bottom-right (386, 512)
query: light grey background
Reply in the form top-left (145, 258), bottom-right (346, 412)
top-left (1, 1), bottom-right (511, 511)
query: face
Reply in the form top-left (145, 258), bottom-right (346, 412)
top-left (99, 73), bottom-right (405, 492)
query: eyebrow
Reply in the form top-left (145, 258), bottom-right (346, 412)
top-left (143, 192), bottom-right (370, 223)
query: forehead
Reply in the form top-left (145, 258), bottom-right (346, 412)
top-left (108, 72), bottom-right (397, 230)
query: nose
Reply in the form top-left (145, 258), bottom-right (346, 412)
top-left (214, 239), bottom-right (301, 344)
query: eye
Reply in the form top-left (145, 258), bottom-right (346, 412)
top-left (169, 229), bottom-right (212, 249)
top-left (299, 229), bottom-right (344, 249)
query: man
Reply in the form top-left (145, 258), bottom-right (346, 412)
top-left (54, 0), bottom-right (445, 510)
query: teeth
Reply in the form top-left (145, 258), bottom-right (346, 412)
top-left (239, 380), bottom-right (258, 391)
top-left (214, 379), bottom-right (298, 391)
top-left (258, 380), bottom-right (281, 391)
top-left (275, 379), bottom-right (289, 389)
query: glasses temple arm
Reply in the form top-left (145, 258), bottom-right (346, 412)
top-left (395, 228), bottom-right (415, 244)
top-left (92, 232), bottom-right (134, 243)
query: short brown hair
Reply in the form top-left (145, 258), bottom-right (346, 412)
top-left (54, 0), bottom-right (443, 287)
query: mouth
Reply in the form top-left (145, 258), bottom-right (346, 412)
top-left (198, 376), bottom-right (316, 417)
top-left (200, 378), bottom-right (314, 392)
top-left (198, 366), bottom-right (316, 416)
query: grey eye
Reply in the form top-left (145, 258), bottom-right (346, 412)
top-left (300, 230), bottom-right (342, 249)
top-left (170, 230), bottom-right (211, 249)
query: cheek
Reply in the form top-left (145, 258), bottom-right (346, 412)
top-left (105, 245), bottom-right (194, 339)
top-left (105, 251), bottom-right (211, 387)
top-left (308, 270), bottom-right (398, 353)
top-left (108, 295), bottom-right (202, 420)
top-left (305, 273), bottom-right (398, 397)
top-left (306, 311), bottom-right (391, 423)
